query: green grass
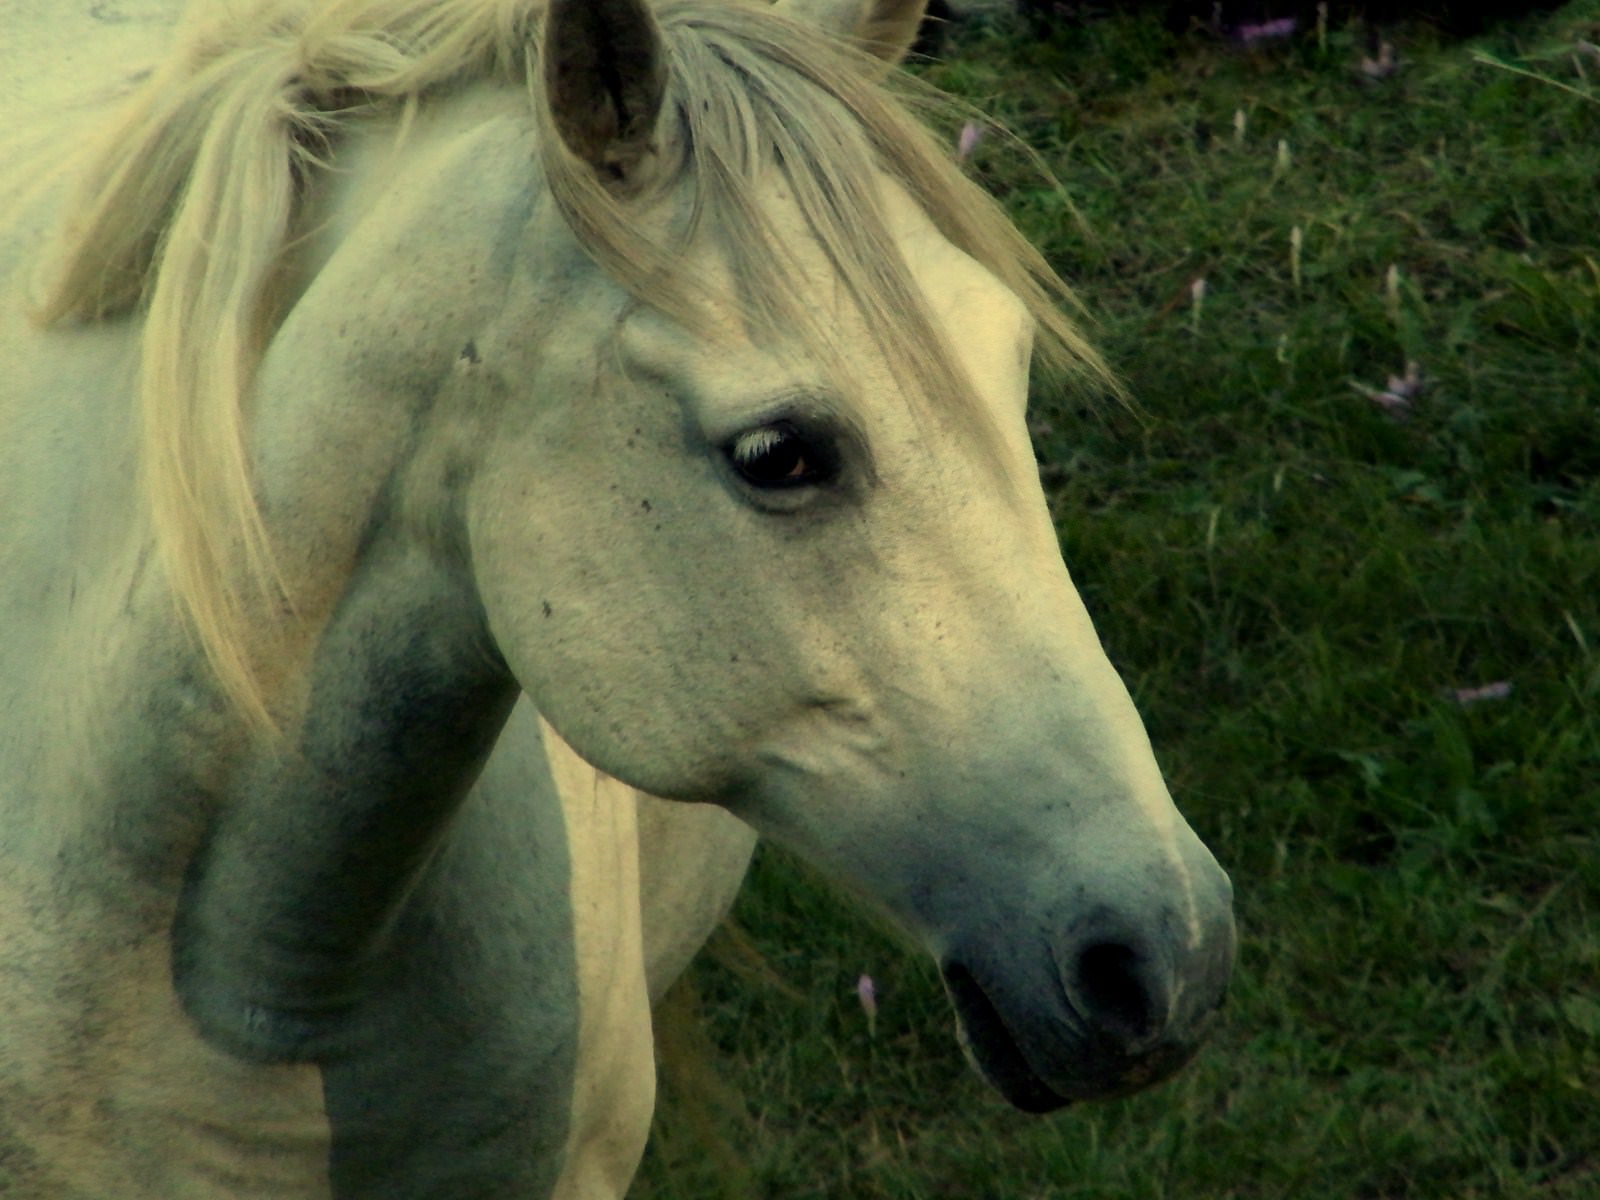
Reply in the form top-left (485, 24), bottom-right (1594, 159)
top-left (635, 4), bottom-right (1600, 1196)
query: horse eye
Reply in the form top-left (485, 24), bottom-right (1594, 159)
top-left (725, 422), bottom-right (832, 489)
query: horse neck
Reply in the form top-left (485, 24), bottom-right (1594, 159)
top-left (248, 82), bottom-right (543, 638)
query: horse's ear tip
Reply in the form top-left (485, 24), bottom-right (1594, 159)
top-left (774, 0), bottom-right (930, 65)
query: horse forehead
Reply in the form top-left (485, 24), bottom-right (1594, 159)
top-left (879, 182), bottom-right (1033, 347)
top-left (786, 176), bottom-right (1032, 347)
top-left (616, 177), bottom-right (1031, 392)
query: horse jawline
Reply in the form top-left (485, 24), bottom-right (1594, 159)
top-left (941, 962), bottom-right (1070, 1114)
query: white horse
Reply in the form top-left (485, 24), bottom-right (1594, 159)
top-left (0, 0), bottom-right (1235, 1195)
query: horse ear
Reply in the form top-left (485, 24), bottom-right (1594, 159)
top-left (543, 0), bottom-right (667, 182)
top-left (773, 0), bottom-right (929, 64)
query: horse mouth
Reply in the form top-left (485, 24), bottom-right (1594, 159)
top-left (942, 963), bottom-right (1071, 1113)
top-left (942, 962), bottom-right (1201, 1112)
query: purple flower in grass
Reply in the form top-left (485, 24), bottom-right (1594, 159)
top-left (956, 122), bottom-right (986, 162)
top-left (1236, 17), bottom-right (1297, 45)
top-left (1450, 681), bottom-right (1513, 705)
top-left (1352, 361), bottom-right (1425, 417)
top-left (857, 973), bottom-right (878, 1036)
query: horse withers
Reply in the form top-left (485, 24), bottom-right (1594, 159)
top-left (0, 0), bottom-right (1235, 1195)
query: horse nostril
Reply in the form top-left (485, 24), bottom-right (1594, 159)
top-left (1074, 942), bottom-right (1161, 1047)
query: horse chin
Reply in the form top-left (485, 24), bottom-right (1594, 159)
top-left (943, 964), bottom-right (1071, 1114)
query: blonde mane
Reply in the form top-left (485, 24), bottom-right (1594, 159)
top-left (36, 0), bottom-right (1115, 727)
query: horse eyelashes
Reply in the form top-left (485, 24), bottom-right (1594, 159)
top-left (726, 422), bottom-right (827, 488)
top-left (730, 426), bottom-right (789, 465)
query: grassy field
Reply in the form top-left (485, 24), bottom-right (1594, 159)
top-left (635, 3), bottom-right (1600, 1196)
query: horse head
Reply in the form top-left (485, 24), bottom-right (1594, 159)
top-left (460, 0), bottom-right (1236, 1108)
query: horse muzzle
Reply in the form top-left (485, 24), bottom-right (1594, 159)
top-left (939, 894), bottom-right (1237, 1111)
